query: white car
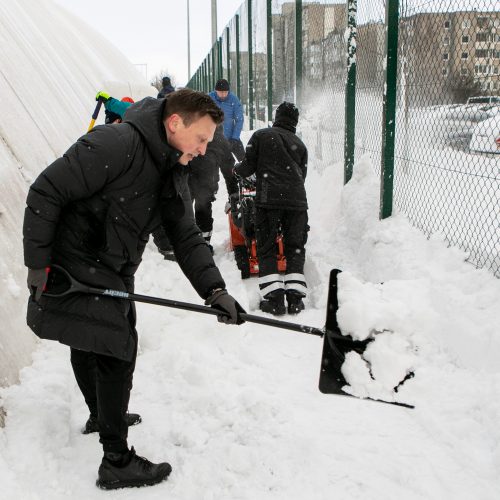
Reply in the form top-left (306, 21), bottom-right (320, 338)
top-left (470, 114), bottom-right (500, 154)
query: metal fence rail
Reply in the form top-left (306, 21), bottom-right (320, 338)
top-left (187, 0), bottom-right (500, 277)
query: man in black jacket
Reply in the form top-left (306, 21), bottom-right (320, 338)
top-left (234, 102), bottom-right (308, 316)
top-left (23, 89), bottom-right (244, 490)
top-left (188, 124), bottom-right (234, 253)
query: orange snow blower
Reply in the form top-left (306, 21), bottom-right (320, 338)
top-left (228, 176), bottom-right (286, 279)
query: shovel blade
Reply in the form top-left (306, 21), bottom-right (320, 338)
top-left (318, 269), bottom-right (415, 409)
top-left (318, 269), bottom-right (351, 395)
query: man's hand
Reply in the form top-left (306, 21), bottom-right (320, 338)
top-left (95, 91), bottom-right (111, 102)
top-left (205, 289), bottom-right (246, 325)
top-left (27, 267), bottom-right (50, 301)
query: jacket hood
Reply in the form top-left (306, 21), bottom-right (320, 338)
top-left (273, 120), bottom-right (296, 134)
top-left (123, 97), bottom-right (182, 171)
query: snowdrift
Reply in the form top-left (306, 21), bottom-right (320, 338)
top-left (0, 0), bottom-right (156, 391)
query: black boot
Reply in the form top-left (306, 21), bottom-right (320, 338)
top-left (96, 447), bottom-right (172, 490)
top-left (286, 290), bottom-right (305, 314)
top-left (259, 289), bottom-right (286, 316)
top-left (159, 247), bottom-right (176, 261)
top-left (82, 413), bottom-right (142, 435)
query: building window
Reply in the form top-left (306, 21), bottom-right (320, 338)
top-left (462, 19), bottom-right (471, 29)
top-left (477, 17), bottom-right (489, 29)
top-left (461, 67), bottom-right (468, 76)
top-left (476, 33), bottom-right (488, 43)
top-left (443, 36), bottom-right (450, 45)
top-left (442, 68), bottom-right (448, 76)
top-left (461, 52), bottom-right (468, 60)
top-left (443, 53), bottom-right (449, 61)
top-left (476, 49), bottom-right (488, 58)
top-left (444, 20), bottom-right (450, 29)
top-left (461, 35), bottom-right (469, 43)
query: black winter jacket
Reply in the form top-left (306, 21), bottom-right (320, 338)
top-left (189, 125), bottom-right (234, 193)
top-left (157, 84), bottom-right (175, 98)
top-left (23, 97), bottom-right (225, 360)
top-left (234, 123), bottom-right (308, 210)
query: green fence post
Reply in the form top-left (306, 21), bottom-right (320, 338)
top-left (226, 26), bottom-right (231, 84)
top-left (248, 0), bottom-right (254, 129)
top-left (218, 37), bottom-right (223, 80)
top-left (207, 56), bottom-right (211, 91)
top-left (267, 0), bottom-right (273, 123)
top-left (212, 49), bottom-right (216, 89)
top-left (202, 60), bottom-right (206, 92)
top-left (344, 0), bottom-right (357, 184)
top-left (236, 14), bottom-right (241, 100)
top-left (295, 0), bottom-right (302, 107)
top-left (380, 0), bottom-right (399, 219)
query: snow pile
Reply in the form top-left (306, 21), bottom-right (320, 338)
top-left (0, 0), bottom-right (499, 495)
top-left (0, 0), bottom-right (156, 387)
top-left (1, 148), bottom-right (499, 497)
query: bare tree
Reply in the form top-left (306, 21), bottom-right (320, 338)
top-left (449, 72), bottom-right (482, 103)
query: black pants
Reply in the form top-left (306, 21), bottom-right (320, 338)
top-left (188, 165), bottom-right (219, 236)
top-left (255, 208), bottom-right (309, 278)
top-left (70, 326), bottom-right (138, 453)
top-left (152, 225), bottom-right (172, 253)
top-left (229, 138), bottom-right (245, 162)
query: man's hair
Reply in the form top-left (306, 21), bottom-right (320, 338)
top-left (163, 89), bottom-right (224, 126)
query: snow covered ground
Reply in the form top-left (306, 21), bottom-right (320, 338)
top-left (1, 145), bottom-right (499, 498)
top-left (0, 0), bottom-right (499, 498)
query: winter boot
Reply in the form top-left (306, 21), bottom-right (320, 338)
top-left (96, 447), bottom-right (172, 490)
top-left (82, 412), bottom-right (142, 435)
top-left (259, 289), bottom-right (286, 316)
top-left (159, 247), bottom-right (176, 261)
top-left (286, 290), bottom-right (305, 315)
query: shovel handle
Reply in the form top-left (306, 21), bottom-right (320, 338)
top-left (87, 98), bottom-right (104, 132)
top-left (42, 265), bottom-right (370, 348)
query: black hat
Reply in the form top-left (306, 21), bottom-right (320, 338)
top-left (215, 78), bottom-right (230, 91)
top-left (162, 76), bottom-right (171, 86)
top-left (275, 101), bottom-right (299, 126)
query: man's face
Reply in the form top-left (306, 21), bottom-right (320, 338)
top-left (215, 90), bottom-right (229, 100)
top-left (165, 114), bottom-right (216, 165)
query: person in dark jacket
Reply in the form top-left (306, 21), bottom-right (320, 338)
top-left (209, 79), bottom-right (245, 162)
top-left (234, 102), bottom-right (308, 316)
top-left (188, 124), bottom-right (233, 253)
top-left (157, 76), bottom-right (175, 98)
top-left (96, 91), bottom-right (234, 256)
top-left (23, 89), bottom-right (245, 490)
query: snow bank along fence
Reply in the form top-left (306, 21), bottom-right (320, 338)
top-left (187, 0), bottom-right (499, 278)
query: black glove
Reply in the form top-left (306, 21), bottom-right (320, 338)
top-left (27, 267), bottom-right (49, 301)
top-left (205, 289), bottom-right (246, 325)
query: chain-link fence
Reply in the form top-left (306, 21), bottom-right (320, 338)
top-left (188, 0), bottom-right (499, 277)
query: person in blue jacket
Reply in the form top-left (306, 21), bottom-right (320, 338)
top-left (209, 79), bottom-right (245, 161)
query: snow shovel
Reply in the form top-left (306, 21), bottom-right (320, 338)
top-left (319, 270), bottom-right (414, 409)
top-left (87, 97), bottom-right (104, 132)
top-left (42, 266), bottom-right (412, 408)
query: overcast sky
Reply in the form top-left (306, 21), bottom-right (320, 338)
top-left (54, 0), bottom-right (244, 86)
